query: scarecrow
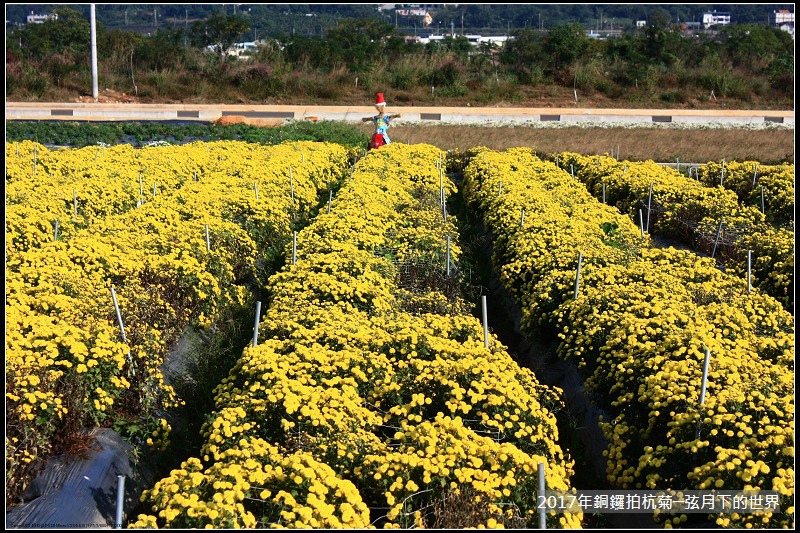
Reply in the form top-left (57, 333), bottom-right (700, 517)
top-left (362, 92), bottom-right (401, 150)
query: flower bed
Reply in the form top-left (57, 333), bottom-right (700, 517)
top-left (5, 140), bottom-right (350, 506)
top-left (132, 144), bottom-right (581, 529)
top-left (462, 147), bottom-right (794, 528)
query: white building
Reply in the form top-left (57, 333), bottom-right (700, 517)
top-left (26, 11), bottom-right (57, 24)
top-left (702, 11), bottom-right (730, 29)
top-left (771, 10), bottom-right (794, 38)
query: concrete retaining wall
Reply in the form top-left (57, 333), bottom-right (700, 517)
top-left (6, 103), bottom-right (794, 127)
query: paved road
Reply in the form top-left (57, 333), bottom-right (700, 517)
top-left (5, 102), bottom-right (794, 127)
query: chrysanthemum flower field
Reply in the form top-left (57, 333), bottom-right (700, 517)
top-left (5, 139), bottom-right (794, 529)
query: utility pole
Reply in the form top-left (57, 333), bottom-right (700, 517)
top-left (90, 4), bottom-right (98, 101)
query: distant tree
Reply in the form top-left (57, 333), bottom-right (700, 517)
top-left (499, 27), bottom-right (546, 82)
top-left (542, 22), bottom-right (590, 75)
top-left (322, 19), bottom-right (397, 72)
top-left (191, 13), bottom-right (250, 60)
top-left (13, 7), bottom-right (92, 61)
top-left (719, 23), bottom-right (795, 70)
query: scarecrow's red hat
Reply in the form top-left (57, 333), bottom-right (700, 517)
top-left (374, 93), bottom-right (386, 106)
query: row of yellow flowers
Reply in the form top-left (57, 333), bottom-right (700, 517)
top-left (694, 160), bottom-right (794, 227)
top-left (5, 140), bottom-right (350, 506)
top-left (462, 147), bottom-right (794, 528)
top-left (132, 143), bottom-right (582, 529)
top-left (6, 141), bottom-right (201, 258)
top-left (555, 152), bottom-right (794, 311)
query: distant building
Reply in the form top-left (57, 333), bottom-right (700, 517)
top-left (702, 10), bottom-right (730, 29)
top-left (26, 11), bottom-right (57, 24)
top-left (419, 33), bottom-right (510, 47)
top-left (771, 9), bottom-right (794, 38)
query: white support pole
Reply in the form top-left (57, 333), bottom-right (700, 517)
top-left (446, 235), bottom-right (451, 277)
top-left (695, 348), bottom-right (711, 440)
top-left (73, 189), bottom-right (78, 220)
top-left (205, 224), bottom-right (211, 251)
top-left (53, 220), bottom-right (59, 241)
top-left (520, 208), bottom-right (525, 228)
top-left (90, 4), bottom-right (99, 101)
top-left (252, 301), bottom-right (261, 348)
top-left (110, 285), bottom-right (134, 374)
top-left (290, 168), bottom-right (295, 202)
top-left (538, 463), bottom-right (546, 529)
top-left (646, 183), bottom-right (653, 232)
top-left (699, 348), bottom-right (711, 406)
top-left (746, 250), bottom-right (752, 293)
top-left (573, 251), bottom-right (583, 300)
top-left (752, 164), bottom-right (759, 189)
top-left (481, 295), bottom-right (489, 349)
top-left (327, 190), bottom-right (332, 213)
top-left (760, 186), bottom-right (765, 214)
top-left (292, 232), bottom-right (297, 265)
top-left (254, 182), bottom-right (259, 200)
top-left (720, 159), bottom-right (725, 186)
top-left (115, 475), bottom-right (125, 528)
top-left (601, 182), bottom-right (606, 204)
top-left (711, 218), bottom-right (724, 259)
top-left (639, 209), bottom-right (645, 238)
